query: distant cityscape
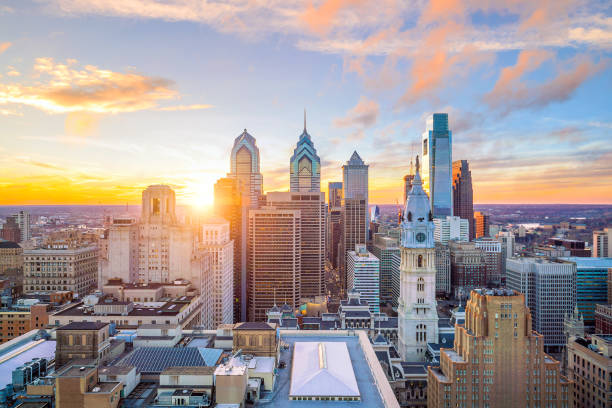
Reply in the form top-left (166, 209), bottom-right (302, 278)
top-left (0, 112), bottom-right (611, 408)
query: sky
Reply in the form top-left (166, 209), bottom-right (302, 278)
top-left (0, 0), bottom-right (611, 208)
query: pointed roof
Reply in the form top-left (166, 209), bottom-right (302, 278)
top-left (347, 150), bottom-right (364, 166)
top-left (404, 155), bottom-right (431, 222)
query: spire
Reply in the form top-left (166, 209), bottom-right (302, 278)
top-left (304, 108), bottom-right (307, 133)
top-left (415, 155), bottom-right (420, 173)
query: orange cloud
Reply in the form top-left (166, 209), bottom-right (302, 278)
top-left (334, 96), bottom-right (379, 128)
top-left (302, 0), bottom-right (366, 35)
top-left (420, 0), bottom-right (465, 23)
top-left (0, 42), bottom-right (10, 54)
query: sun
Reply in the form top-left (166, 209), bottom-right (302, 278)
top-left (183, 178), bottom-right (216, 213)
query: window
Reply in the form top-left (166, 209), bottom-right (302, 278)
top-left (418, 255), bottom-right (423, 268)
top-left (417, 277), bottom-right (425, 292)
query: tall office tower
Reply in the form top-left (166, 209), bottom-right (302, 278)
top-left (327, 207), bottom-right (343, 269)
top-left (474, 238), bottom-right (503, 286)
top-left (398, 158), bottom-right (438, 362)
top-left (347, 244), bottom-right (380, 313)
top-left (290, 112), bottom-right (321, 192)
top-left (13, 211), bottom-right (31, 242)
top-left (23, 245), bottom-right (98, 297)
top-left (200, 218), bottom-right (234, 327)
top-left (567, 334), bottom-right (611, 408)
top-left (449, 241), bottom-right (487, 298)
top-left (214, 177), bottom-right (242, 322)
top-left (265, 192), bottom-right (325, 300)
top-left (98, 217), bottom-right (138, 288)
top-left (0, 216), bottom-right (20, 242)
top-left (560, 257), bottom-right (612, 330)
top-left (343, 151), bottom-right (368, 200)
top-left (506, 258), bottom-right (576, 349)
top-left (497, 230), bottom-right (515, 275)
top-left (371, 234), bottom-right (400, 305)
top-left (328, 182), bottom-right (343, 208)
top-left (433, 215), bottom-right (469, 244)
top-left (341, 197), bottom-right (368, 293)
top-left (593, 228), bottom-right (611, 257)
top-left (421, 113), bottom-right (452, 218)
top-left (474, 211), bottom-right (490, 238)
top-left (247, 209), bottom-right (301, 322)
top-left (228, 129), bottom-right (263, 321)
top-left (435, 242), bottom-right (451, 296)
top-left (452, 160), bottom-right (475, 240)
top-left (428, 289), bottom-right (573, 408)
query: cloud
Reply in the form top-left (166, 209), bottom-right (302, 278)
top-left (485, 53), bottom-right (607, 114)
top-left (0, 42), bottom-right (11, 54)
top-left (16, 156), bottom-right (67, 171)
top-left (65, 112), bottom-right (99, 136)
top-left (156, 104), bottom-right (213, 111)
top-left (334, 96), bottom-right (379, 128)
top-left (0, 57), bottom-right (179, 113)
top-left (301, 0), bottom-right (366, 36)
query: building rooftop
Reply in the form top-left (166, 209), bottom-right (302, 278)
top-left (0, 339), bottom-right (56, 390)
top-left (290, 342), bottom-right (360, 398)
top-left (560, 257), bottom-right (612, 267)
top-left (58, 321), bottom-right (108, 331)
top-left (98, 365), bottom-right (136, 376)
top-left (234, 322), bottom-right (275, 331)
top-left (161, 366), bottom-right (216, 376)
top-left (115, 347), bottom-right (223, 374)
top-left (0, 241), bottom-right (20, 249)
top-left (472, 288), bottom-right (518, 297)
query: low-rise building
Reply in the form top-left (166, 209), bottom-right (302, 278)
top-left (54, 363), bottom-right (123, 408)
top-left (567, 334), bottom-right (612, 408)
top-left (0, 241), bottom-right (23, 277)
top-left (54, 322), bottom-right (112, 369)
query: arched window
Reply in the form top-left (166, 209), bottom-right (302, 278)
top-left (417, 277), bottom-right (425, 292)
top-left (417, 255), bottom-right (423, 268)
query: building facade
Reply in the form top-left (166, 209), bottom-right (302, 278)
top-left (593, 228), bottom-right (611, 257)
top-left (247, 209), bottom-right (301, 322)
top-left (265, 192), bottom-right (325, 300)
top-left (0, 217), bottom-right (21, 242)
top-left (0, 241), bottom-right (22, 277)
top-left (347, 244), bottom-right (380, 313)
top-left (398, 158), bottom-right (438, 361)
top-left (474, 211), bottom-right (490, 238)
top-left (99, 217), bottom-right (138, 288)
top-left (567, 334), bottom-right (611, 408)
top-left (474, 238), bottom-right (503, 286)
top-left (371, 234), bottom-right (400, 305)
top-left (435, 242), bottom-right (451, 297)
top-left (449, 241), bottom-right (487, 298)
top-left (452, 160), bottom-right (475, 240)
top-left (289, 113), bottom-right (321, 192)
top-left (328, 182), bottom-right (343, 208)
top-left (433, 216), bottom-right (469, 244)
top-left (506, 258), bottom-right (576, 349)
top-left (24, 245), bottom-right (98, 297)
top-left (200, 218), bottom-right (234, 328)
top-left (13, 210), bottom-right (31, 243)
top-left (421, 113), bottom-right (452, 218)
top-left (428, 288), bottom-right (572, 408)
top-left (342, 197), bottom-right (368, 294)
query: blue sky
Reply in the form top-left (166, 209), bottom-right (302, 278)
top-left (0, 0), bottom-right (611, 206)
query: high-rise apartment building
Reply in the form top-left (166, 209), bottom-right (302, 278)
top-left (289, 113), bottom-right (321, 192)
top-left (371, 234), bottom-right (400, 305)
top-left (421, 113), bottom-right (452, 218)
top-left (347, 244), bottom-right (380, 313)
top-left (428, 288), bottom-right (572, 408)
top-left (567, 334), bottom-right (612, 408)
top-left (13, 211), bottom-right (31, 243)
top-left (247, 209), bottom-right (301, 322)
top-left (497, 230), bottom-right (515, 275)
top-left (24, 245), bottom-right (98, 297)
top-left (328, 182), bottom-right (343, 208)
top-left (449, 241), bottom-right (487, 298)
top-left (398, 158), bottom-right (438, 361)
top-left (506, 258), bottom-right (576, 349)
top-left (452, 160), bottom-right (475, 240)
top-left (474, 211), bottom-right (490, 238)
top-left (214, 177), bottom-right (242, 322)
top-left (560, 257), bottom-right (612, 329)
top-left (433, 215), bottom-right (469, 244)
top-left (593, 228), bottom-right (611, 257)
top-left (474, 238), bottom-right (503, 286)
top-left (200, 218), bottom-right (234, 328)
top-left (435, 242), bottom-right (451, 296)
top-left (265, 192), bottom-right (325, 300)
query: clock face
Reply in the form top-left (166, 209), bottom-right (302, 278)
top-left (416, 232), bottom-right (426, 243)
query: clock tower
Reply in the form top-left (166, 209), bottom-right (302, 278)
top-left (398, 156), bottom-right (439, 361)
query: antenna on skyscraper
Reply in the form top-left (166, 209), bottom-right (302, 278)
top-left (303, 108), bottom-right (307, 133)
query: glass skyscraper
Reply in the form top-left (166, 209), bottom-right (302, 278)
top-left (290, 111), bottom-right (321, 192)
top-left (422, 113), bottom-right (453, 218)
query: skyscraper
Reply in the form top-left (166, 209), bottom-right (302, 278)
top-left (593, 228), bottom-right (611, 257)
top-left (433, 215), bottom-right (469, 244)
top-left (214, 177), bottom-right (242, 322)
top-left (13, 210), bottom-right (31, 243)
top-left (434, 242), bottom-right (451, 296)
top-left (452, 159), bottom-right (475, 240)
top-left (290, 111), bottom-right (321, 192)
top-left (228, 129), bottom-right (263, 322)
top-left (328, 182), bottom-right (343, 208)
top-left (398, 157), bottom-right (438, 362)
top-left (428, 289), bottom-right (572, 408)
top-left (474, 211), bottom-right (490, 238)
top-left (247, 208), bottom-right (301, 322)
top-left (200, 217), bottom-right (234, 327)
top-left (343, 151), bottom-right (368, 200)
top-left (347, 244), bottom-right (380, 313)
top-left (371, 234), bottom-right (400, 305)
top-left (421, 113), bottom-right (452, 218)
top-left (265, 192), bottom-right (326, 300)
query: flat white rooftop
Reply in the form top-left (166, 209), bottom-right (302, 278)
top-left (290, 342), bottom-right (360, 398)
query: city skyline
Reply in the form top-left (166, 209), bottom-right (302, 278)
top-left (1, 1), bottom-right (611, 207)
